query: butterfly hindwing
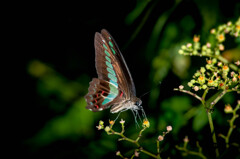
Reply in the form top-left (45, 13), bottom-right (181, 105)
top-left (85, 78), bottom-right (122, 112)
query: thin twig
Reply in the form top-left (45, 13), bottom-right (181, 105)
top-left (174, 88), bottom-right (202, 101)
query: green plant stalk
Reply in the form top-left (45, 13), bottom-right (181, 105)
top-left (210, 90), bottom-right (228, 109)
top-left (200, 89), bottom-right (221, 158)
top-left (157, 140), bottom-right (160, 154)
top-left (176, 145), bottom-right (207, 159)
top-left (136, 127), bottom-right (147, 142)
top-left (173, 88), bottom-right (202, 101)
top-left (225, 104), bottom-right (240, 148)
top-left (219, 103), bottom-right (240, 148)
top-left (156, 140), bottom-right (161, 159)
top-left (138, 148), bottom-right (161, 159)
top-left (109, 128), bottom-right (160, 158)
top-left (174, 88), bottom-right (220, 157)
top-left (130, 153), bottom-right (135, 159)
top-left (202, 88), bottom-right (209, 101)
top-left (207, 112), bottom-right (220, 157)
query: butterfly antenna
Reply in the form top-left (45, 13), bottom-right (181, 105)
top-left (140, 81), bottom-right (162, 98)
top-left (139, 90), bottom-right (151, 98)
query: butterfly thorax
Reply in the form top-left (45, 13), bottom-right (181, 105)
top-left (110, 96), bottom-right (142, 113)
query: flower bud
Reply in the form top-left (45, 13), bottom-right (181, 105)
top-left (188, 82), bottom-right (193, 87)
top-left (135, 150), bottom-right (139, 157)
top-left (202, 84), bottom-right (207, 89)
top-left (187, 43), bottom-right (192, 48)
top-left (232, 77), bottom-right (237, 82)
top-left (200, 67), bottom-right (206, 73)
top-left (166, 126), bottom-right (172, 132)
top-left (178, 49), bottom-right (184, 54)
top-left (235, 60), bottom-right (240, 66)
top-left (198, 76), bottom-right (205, 84)
top-left (158, 135), bottom-right (164, 141)
top-left (105, 126), bottom-right (111, 132)
top-left (183, 136), bottom-right (189, 142)
top-left (218, 34), bottom-right (225, 42)
top-left (120, 119), bottom-right (125, 124)
top-left (109, 120), bottom-right (114, 125)
top-left (210, 29), bottom-right (216, 34)
top-left (194, 86), bottom-right (199, 91)
top-left (96, 125), bottom-right (103, 130)
top-left (179, 85), bottom-right (184, 90)
top-left (223, 65), bottom-right (229, 72)
top-left (99, 120), bottom-right (104, 126)
top-left (208, 80), bottom-right (214, 86)
top-left (224, 104), bottom-right (233, 113)
top-left (143, 119), bottom-right (150, 128)
top-left (193, 35), bottom-right (200, 42)
top-left (219, 44), bottom-right (224, 51)
top-left (116, 151), bottom-right (121, 156)
top-left (206, 43), bottom-right (211, 48)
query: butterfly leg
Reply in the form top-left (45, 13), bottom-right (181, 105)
top-left (135, 110), bottom-right (143, 124)
top-left (114, 111), bottom-right (122, 122)
top-left (130, 109), bottom-right (140, 128)
top-left (140, 106), bottom-right (148, 121)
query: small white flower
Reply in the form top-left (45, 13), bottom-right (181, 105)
top-left (166, 126), bottom-right (172, 132)
top-left (194, 86), bottom-right (199, 91)
top-left (206, 43), bottom-right (211, 48)
top-left (158, 135), bottom-right (164, 141)
top-left (120, 119), bottom-right (125, 124)
top-left (179, 85), bottom-right (184, 90)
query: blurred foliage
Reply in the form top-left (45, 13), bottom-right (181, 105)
top-left (20, 0), bottom-right (240, 158)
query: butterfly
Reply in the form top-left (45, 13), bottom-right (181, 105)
top-left (84, 29), bottom-right (146, 119)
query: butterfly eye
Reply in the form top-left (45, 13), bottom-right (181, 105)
top-left (135, 100), bottom-right (142, 106)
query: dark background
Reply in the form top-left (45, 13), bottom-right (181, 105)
top-left (14, 0), bottom-right (240, 158)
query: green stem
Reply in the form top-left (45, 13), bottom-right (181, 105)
top-left (202, 88), bottom-right (209, 102)
top-left (207, 112), bottom-right (220, 158)
top-left (176, 145), bottom-right (207, 159)
top-left (156, 140), bottom-right (161, 159)
top-left (111, 128), bottom-right (160, 158)
top-left (173, 88), bottom-right (202, 101)
top-left (201, 89), bottom-right (220, 158)
top-left (210, 90), bottom-right (228, 109)
top-left (139, 148), bottom-right (160, 159)
top-left (157, 141), bottom-right (160, 154)
top-left (136, 127), bottom-right (147, 142)
top-left (112, 131), bottom-right (140, 146)
top-left (201, 88), bottom-right (209, 109)
top-left (225, 104), bottom-right (240, 148)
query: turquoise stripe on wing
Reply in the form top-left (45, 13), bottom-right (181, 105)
top-left (102, 98), bottom-right (112, 105)
top-left (101, 81), bottom-right (119, 105)
top-left (110, 80), bottom-right (118, 87)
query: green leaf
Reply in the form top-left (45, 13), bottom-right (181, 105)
top-left (29, 98), bottom-right (95, 146)
top-left (125, 0), bottom-right (150, 25)
top-left (193, 106), bottom-right (208, 131)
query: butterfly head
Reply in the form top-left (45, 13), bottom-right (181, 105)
top-left (134, 98), bottom-right (142, 108)
top-left (131, 97), bottom-right (143, 111)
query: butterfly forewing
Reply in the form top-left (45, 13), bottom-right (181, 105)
top-left (99, 29), bottom-right (136, 96)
